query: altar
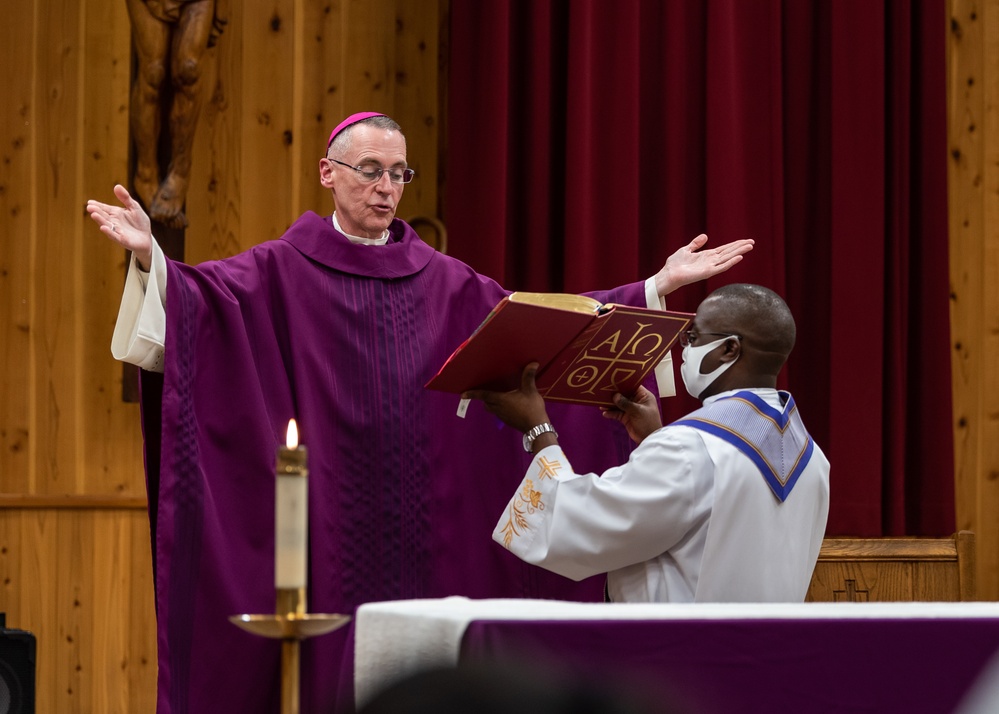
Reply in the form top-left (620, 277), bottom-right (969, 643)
top-left (354, 598), bottom-right (999, 713)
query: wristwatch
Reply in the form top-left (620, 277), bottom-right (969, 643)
top-left (523, 423), bottom-right (558, 453)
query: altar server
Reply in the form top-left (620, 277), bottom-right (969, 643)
top-left (468, 283), bottom-right (830, 603)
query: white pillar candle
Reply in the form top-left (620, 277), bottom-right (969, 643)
top-left (275, 419), bottom-right (308, 590)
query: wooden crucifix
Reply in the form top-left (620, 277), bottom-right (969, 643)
top-left (122, 0), bottom-right (227, 401)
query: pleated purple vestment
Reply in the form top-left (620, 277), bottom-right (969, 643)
top-left (138, 213), bottom-right (646, 713)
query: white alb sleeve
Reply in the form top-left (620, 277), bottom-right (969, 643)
top-left (110, 240), bottom-right (167, 373)
top-left (644, 276), bottom-right (675, 397)
top-left (492, 433), bottom-right (707, 582)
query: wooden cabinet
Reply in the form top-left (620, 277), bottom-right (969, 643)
top-left (806, 531), bottom-right (976, 602)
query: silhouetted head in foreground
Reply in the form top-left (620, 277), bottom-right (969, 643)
top-left (357, 662), bottom-right (687, 714)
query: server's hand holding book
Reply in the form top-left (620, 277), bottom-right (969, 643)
top-left (425, 292), bottom-right (693, 407)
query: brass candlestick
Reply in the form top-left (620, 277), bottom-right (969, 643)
top-left (230, 588), bottom-right (350, 714)
top-left (231, 421), bottom-right (349, 714)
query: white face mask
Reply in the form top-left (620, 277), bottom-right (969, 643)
top-left (680, 336), bottom-right (739, 400)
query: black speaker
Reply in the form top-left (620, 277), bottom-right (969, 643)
top-left (0, 614), bottom-right (35, 714)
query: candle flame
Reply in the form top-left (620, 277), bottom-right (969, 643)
top-left (286, 419), bottom-right (299, 449)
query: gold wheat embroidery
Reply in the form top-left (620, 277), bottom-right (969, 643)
top-left (500, 479), bottom-right (546, 547)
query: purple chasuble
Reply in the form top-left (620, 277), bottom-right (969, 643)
top-left (139, 212), bottom-right (647, 713)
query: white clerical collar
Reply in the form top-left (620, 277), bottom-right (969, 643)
top-left (332, 213), bottom-right (390, 245)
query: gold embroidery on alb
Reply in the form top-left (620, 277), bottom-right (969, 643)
top-left (500, 477), bottom-right (547, 547)
top-left (537, 456), bottom-right (562, 480)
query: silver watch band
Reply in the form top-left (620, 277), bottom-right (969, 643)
top-left (523, 422), bottom-right (557, 452)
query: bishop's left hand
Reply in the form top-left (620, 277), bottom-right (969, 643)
top-left (654, 234), bottom-right (755, 296)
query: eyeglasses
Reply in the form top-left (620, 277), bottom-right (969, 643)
top-left (678, 331), bottom-right (741, 348)
top-left (330, 159), bottom-right (415, 184)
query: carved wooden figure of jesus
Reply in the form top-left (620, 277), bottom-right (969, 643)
top-left (126, 0), bottom-right (227, 229)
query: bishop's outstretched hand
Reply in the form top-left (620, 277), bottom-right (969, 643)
top-left (654, 234), bottom-right (754, 296)
top-left (86, 184), bottom-right (154, 271)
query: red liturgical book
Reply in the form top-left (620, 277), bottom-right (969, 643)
top-left (426, 292), bottom-right (694, 406)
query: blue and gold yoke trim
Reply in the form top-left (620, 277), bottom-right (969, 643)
top-left (673, 390), bottom-right (813, 503)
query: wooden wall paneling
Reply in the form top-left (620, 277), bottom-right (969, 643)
top-left (187, 0), bottom-right (242, 266)
top-left (339, 0), bottom-right (395, 112)
top-left (435, 1), bottom-right (450, 224)
top-left (948, 0), bottom-right (999, 599)
top-left (54, 511), bottom-right (89, 712)
top-left (0, 0), bottom-right (35, 493)
top-left (0, 515), bottom-right (20, 678)
top-left (97, 510), bottom-right (129, 712)
top-left (127, 514), bottom-right (157, 714)
top-left (394, 0), bottom-right (445, 221)
top-left (96, 511), bottom-right (155, 714)
top-left (0, 509), bottom-right (155, 714)
top-left (295, 0), bottom-right (343, 218)
top-left (981, 0), bottom-right (999, 600)
top-left (0, 510), bottom-right (24, 618)
top-left (90, 511), bottom-right (137, 712)
top-left (338, 0), bottom-right (398, 224)
top-left (18, 511), bottom-right (61, 712)
top-left (81, 0), bottom-right (144, 495)
top-left (332, 0), bottom-right (442, 221)
top-left (34, 0), bottom-right (85, 496)
top-left (289, 0), bottom-right (449, 226)
top-left (947, 0), bottom-right (981, 592)
top-left (240, 1), bottom-right (297, 249)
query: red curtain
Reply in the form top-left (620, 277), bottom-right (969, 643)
top-left (445, 0), bottom-right (953, 537)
